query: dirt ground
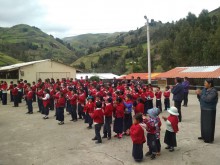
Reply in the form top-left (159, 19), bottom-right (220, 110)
top-left (0, 93), bottom-right (219, 165)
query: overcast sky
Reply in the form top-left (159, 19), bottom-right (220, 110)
top-left (0, 0), bottom-right (219, 38)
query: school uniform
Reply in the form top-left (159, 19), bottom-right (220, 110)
top-left (130, 124), bottom-right (146, 161)
top-left (123, 100), bottom-right (133, 133)
top-left (54, 91), bottom-right (60, 116)
top-left (103, 103), bottom-right (113, 138)
top-left (145, 91), bottom-right (154, 114)
top-left (155, 116), bottom-right (162, 153)
top-left (1, 83), bottom-right (7, 105)
top-left (31, 85), bottom-right (37, 102)
top-left (83, 102), bottom-right (95, 127)
top-left (69, 93), bottom-right (78, 121)
top-left (56, 97), bottom-right (66, 122)
top-left (113, 103), bottom-right (124, 134)
top-left (37, 89), bottom-right (44, 113)
top-left (49, 89), bottom-right (55, 110)
top-left (163, 90), bottom-right (170, 110)
top-left (135, 102), bottom-right (144, 114)
top-left (8, 84), bottom-right (14, 102)
top-left (78, 93), bottom-right (86, 119)
top-left (155, 91), bottom-right (162, 112)
top-left (17, 83), bottom-right (23, 103)
top-left (42, 93), bottom-right (50, 116)
top-left (91, 108), bottom-right (104, 143)
top-left (12, 87), bottom-right (19, 107)
top-left (26, 91), bottom-right (33, 113)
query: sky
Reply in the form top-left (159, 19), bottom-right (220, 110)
top-left (0, 0), bottom-right (219, 38)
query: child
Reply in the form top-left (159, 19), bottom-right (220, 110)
top-left (103, 97), bottom-right (113, 140)
top-left (25, 85), bottom-right (33, 114)
top-left (12, 84), bottom-right (19, 107)
top-left (155, 108), bottom-right (162, 155)
top-left (56, 93), bottom-right (66, 125)
top-left (163, 86), bottom-right (170, 111)
top-left (144, 108), bottom-right (158, 160)
top-left (155, 86), bottom-right (162, 112)
top-left (41, 89), bottom-right (50, 119)
top-left (113, 97), bottom-right (124, 138)
top-left (134, 98), bottom-right (144, 115)
top-left (91, 101), bottom-right (104, 144)
top-left (123, 94), bottom-right (133, 135)
top-left (130, 113), bottom-right (146, 162)
top-left (162, 106), bottom-right (179, 152)
top-left (84, 96), bottom-right (95, 129)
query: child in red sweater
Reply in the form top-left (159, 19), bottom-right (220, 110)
top-left (91, 101), bottom-right (104, 144)
top-left (130, 113), bottom-right (146, 162)
top-left (134, 98), bottom-right (144, 114)
top-left (103, 97), bottom-right (113, 140)
top-left (163, 86), bottom-right (170, 111)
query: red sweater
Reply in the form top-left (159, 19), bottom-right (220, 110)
top-left (70, 94), bottom-right (77, 105)
top-left (91, 108), bottom-right (104, 124)
top-left (155, 91), bottom-right (162, 99)
top-left (135, 103), bottom-right (144, 114)
top-left (84, 102), bottom-right (95, 113)
top-left (57, 97), bottom-right (66, 108)
top-left (12, 88), bottom-right (18, 96)
top-left (114, 103), bottom-right (124, 118)
top-left (130, 124), bottom-right (146, 144)
top-left (27, 91), bottom-right (33, 100)
top-left (163, 91), bottom-right (170, 98)
top-left (104, 103), bottom-right (113, 117)
top-left (78, 93), bottom-right (86, 105)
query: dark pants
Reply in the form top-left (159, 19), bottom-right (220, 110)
top-left (201, 109), bottom-right (216, 143)
top-left (66, 101), bottom-right (70, 112)
top-left (147, 133), bottom-right (157, 154)
top-left (156, 99), bottom-right (162, 112)
top-left (78, 104), bottom-right (84, 119)
top-left (85, 113), bottom-right (93, 126)
top-left (174, 101), bottom-right (182, 122)
top-left (183, 92), bottom-right (188, 106)
top-left (124, 113), bottom-right (132, 132)
top-left (38, 98), bottom-right (44, 112)
top-left (44, 106), bottom-right (49, 116)
top-left (103, 116), bottom-right (112, 137)
top-left (13, 95), bottom-right (19, 107)
top-left (156, 139), bottom-right (161, 152)
top-left (10, 91), bottom-right (14, 102)
top-left (0, 91), bottom-right (2, 100)
top-left (27, 99), bottom-right (33, 113)
top-left (56, 107), bottom-right (64, 122)
top-left (33, 92), bottom-right (36, 102)
top-left (95, 124), bottom-right (102, 142)
top-left (49, 98), bottom-right (54, 110)
top-left (145, 100), bottom-right (153, 114)
top-left (132, 143), bottom-right (143, 161)
top-left (70, 104), bottom-right (77, 120)
top-left (18, 91), bottom-right (22, 103)
top-left (164, 98), bottom-right (170, 110)
top-left (2, 93), bottom-right (7, 105)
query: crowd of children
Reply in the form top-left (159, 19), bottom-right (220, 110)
top-left (0, 77), bottom-right (179, 162)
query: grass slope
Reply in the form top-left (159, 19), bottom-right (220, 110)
top-left (0, 52), bottom-right (21, 66)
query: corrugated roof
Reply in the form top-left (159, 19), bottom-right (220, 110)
top-left (119, 73), bottom-right (161, 80)
top-left (156, 66), bottom-right (220, 79)
top-left (0, 59), bottom-right (50, 71)
top-left (76, 73), bottom-right (120, 79)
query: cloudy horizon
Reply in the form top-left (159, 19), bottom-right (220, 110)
top-left (0, 0), bottom-right (219, 38)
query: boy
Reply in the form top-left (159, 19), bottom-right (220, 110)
top-left (155, 86), bottom-right (162, 112)
top-left (103, 97), bottom-right (113, 140)
top-left (130, 113), bottom-right (146, 162)
top-left (91, 101), bottom-right (104, 144)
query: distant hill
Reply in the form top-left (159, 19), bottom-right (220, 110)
top-left (68, 7), bottom-right (220, 75)
top-left (0, 24), bottom-right (77, 65)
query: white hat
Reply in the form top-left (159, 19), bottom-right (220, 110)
top-left (167, 106), bottom-right (179, 116)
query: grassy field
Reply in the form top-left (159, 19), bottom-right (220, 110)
top-left (0, 52), bottom-right (21, 66)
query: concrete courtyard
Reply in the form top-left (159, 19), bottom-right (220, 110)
top-left (0, 93), bottom-right (219, 165)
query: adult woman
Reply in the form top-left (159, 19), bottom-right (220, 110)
top-left (196, 79), bottom-right (218, 143)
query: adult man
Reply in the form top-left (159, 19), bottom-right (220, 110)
top-left (182, 77), bottom-right (190, 107)
top-left (171, 77), bottom-right (184, 122)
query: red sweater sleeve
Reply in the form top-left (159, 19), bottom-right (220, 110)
top-left (130, 124), bottom-right (146, 144)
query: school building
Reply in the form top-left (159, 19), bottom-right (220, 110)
top-left (0, 59), bottom-right (77, 83)
top-left (155, 66), bottom-right (220, 90)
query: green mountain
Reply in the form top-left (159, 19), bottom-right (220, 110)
top-left (0, 24), bottom-right (77, 65)
top-left (68, 7), bottom-right (220, 74)
top-left (0, 52), bottom-right (21, 67)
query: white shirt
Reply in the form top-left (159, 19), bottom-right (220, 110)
top-left (42, 93), bottom-right (50, 100)
top-left (166, 120), bottom-right (174, 132)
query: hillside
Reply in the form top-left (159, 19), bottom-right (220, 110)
top-left (69, 7), bottom-right (220, 75)
top-left (0, 52), bottom-right (21, 67)
top-left (0, 24), bottom-right (77, 65)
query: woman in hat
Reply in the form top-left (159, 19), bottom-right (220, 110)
top-left (162, 106), bottom-right (179, 152)
top-left (196, 79), bottom-right (218, 143)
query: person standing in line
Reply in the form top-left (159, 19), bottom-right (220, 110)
top-left (1, 81), bottom-right (8, 105)
top-left (163, 86), bottom-right (170, 111)
top-left (56, 93), bottom-right (66, 125)
top-left (8, 81), bottom-right (14, 102)
top-left (12, 84), bottom-right (19, 107)
top-left (155, 86), bottom-right (162, 112)
top-left (103, 97), bottom-right (113, 140)
top-left (196, 79), bottom-right (218, 143)
top-left (171, 77), bottom-right (184, 122)
top-left (25, 84), bottom-right (33, 114)
top-left (182, 77), bottom-right (190, 107)
top-left (41, 89), bottom-right (50, 119)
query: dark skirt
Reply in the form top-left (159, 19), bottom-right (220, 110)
top-left (56, 107), bottom-right (64, 121)
top-left (132, 143), bottom-right (143, 161)
top-left (164, 130), bottom-right (177, 147)
top-left (145, 100), bottom-right (153, 114)
top-left (84, 113), bottom-right (93, 126)
top-left (123, 113), bottom-right (132, 131)
top-left (113, 117), bottom-right (123, 134)
top-left (201, 109), bottom-right (216, 143)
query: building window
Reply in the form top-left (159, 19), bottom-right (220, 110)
top-left (0, 70), bottom-right (19, 79)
